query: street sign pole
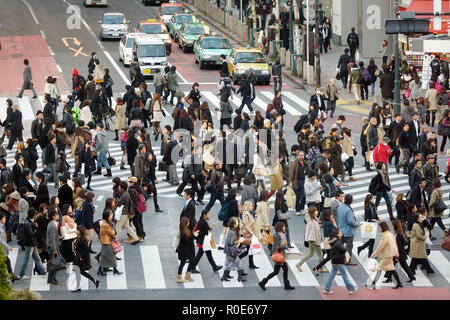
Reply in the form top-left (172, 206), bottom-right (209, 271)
top-left (289, 3), bottom-right (293, 52)
top-left (394, 0), bottom-right (401, 115)
top-left (314, 0), bottom-right (320, 85)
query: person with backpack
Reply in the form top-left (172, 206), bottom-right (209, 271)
top-left (359, 61), bottom-right (370, 101)
top-left (128, 177), bottom-right (146, 242)
top-left (218, 189), bottom-right (239, 250)
top-left (346, 27), bottom-right (359, 60)
top-left (115, 181), bottom-right (140, 245)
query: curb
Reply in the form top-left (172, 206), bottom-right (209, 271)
top-left (183, 1), bottom-right (307, 90)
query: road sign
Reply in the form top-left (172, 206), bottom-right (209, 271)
top-left (385, 18), bottom-right (430, 34)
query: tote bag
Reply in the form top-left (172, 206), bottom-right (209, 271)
top-left (286, 187), bottom-right (296, 209)
top-left (249, 235), bottom-right (263, 255)
top-left (202, 232), bottom-right (212, 251)
top-left (360, 222), bottom-right (377, 239)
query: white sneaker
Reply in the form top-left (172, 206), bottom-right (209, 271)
top-left (20, 275), bottom-right (30, 280)
top-left (323, 289), bottom-right (334, 294)
top-left (349, 287), bottom-right (358, 295)
top-left (295, 211), bottom-right (301, 216)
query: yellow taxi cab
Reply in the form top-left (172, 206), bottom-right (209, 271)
top-left (135, 19), bottom-right (172, 55)
top-left (227, 47), bottom-right (270, 85)
top-left (156, 2), bottom-right (185, 26)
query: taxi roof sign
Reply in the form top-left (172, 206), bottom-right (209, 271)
top-left (147, 19), bottom-right (158, 23)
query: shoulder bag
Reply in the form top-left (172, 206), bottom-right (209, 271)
top-left (271, 247), bottom-right (286, 265)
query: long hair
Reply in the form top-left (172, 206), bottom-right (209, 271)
top-left (179, 217), bottom-right (191, 239)
top-left (104, 198), bottom-right (115, 212)
top-left (76, 225), bottom-right (88, 243)
top-left (274, 190), bottom-right (285, 212)
top-left (392, 219), bottom-right (404, 236)
top-left (364, 194), bottom-right (373, 208)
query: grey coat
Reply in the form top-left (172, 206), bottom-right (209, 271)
top-left (0, 223), bottom-right (12, 255)
top-left (95, 130), bottom-right (109, 152)
top-left (167, 72), bottom-right (178, 91)
top-left (219, 101), bottom-right (233, 119)
top-left (240, 183), bottom-right (259, 214)
top-left (46, 221), bottom-right (59, 253)
top-left (23, 65), bottom-right (32, 82)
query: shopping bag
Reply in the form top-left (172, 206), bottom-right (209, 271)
top-left (47, 256), bottom-right (67, 273)
top-left (360, 222), bottom-right (377, 239)
top-left (286, 187), bottom-right (296, 209)
top-left (216, 111), bottom-right (222, 121)
top-left (367, 258), bottom-right (379, 272)
top-left (210, 232), bottom-right (217, 249)
top-left (173, 233), bottom-right (180, 248)
top-left (202, 232), bottom-right (212, 251)
top-left (266, 229), bottom-right (274, 245)
top-left (81, 163), bottom-right (85, 175)
top-left (114, 205), bottom-right (123, 221)
top-left (111, 238), bottom-right (122, 254)
top-left (249, 235), bottom-right (263, 255)
top-left (355, 50), bottom-right (360, 62)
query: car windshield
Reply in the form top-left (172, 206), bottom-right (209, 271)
top-left (141, 24), bottom-right (163, 34)
top-left (176, 15), bottom-right (194, 25)
top-left (103, 15), bottom-right (125, 24)
top-left (126, 38), bottom-right (134, 48)
top-left (138, 45), bottom-right (166, 57)
top-left (235, 52), bottom-right (265, 63)
top-left (202, 38), bottom-right (230, 49)
top-left (184, 25), bottom-right (206, 35)
top-left (162, 6), bottom-right (183, 15)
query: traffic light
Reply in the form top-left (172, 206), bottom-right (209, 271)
top-left (385, 18), bottom-right (430, 34)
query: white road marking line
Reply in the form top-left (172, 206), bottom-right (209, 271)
top-left (260, 91), bottom-right (302, 116)
top-left (18, 97), bottom-right (35, 121)
top-left (62, 0), bottom-right (130, 86)
top-left (56, 65), bottom-right (63, 73)
top-left (22, 0), bottom-right (39, 25)
top-left (140, 245), bottom-right (166, 289)
top-left (252, 250), bottom-right (282, 287)
top-left (405, 257), bottom-right (434, 287)
top-left (106, 249), bottom-right (127, 290)
top-left (285, 244), bottom-right (320, 286)
top-left (40, 30), bottom-right (46, 40)
top-left (48, 46), bottom-right (55, 56)
top-left (0, 98), bottom-right (7, 123)
top-left (428, 251), bottom-right (450, 285)
top-left (282, 91), bottom-right (310, 114)
top-left (351, 242), bottom-right (391, 287)
top-left (210, 248), bottom-right (243, 288)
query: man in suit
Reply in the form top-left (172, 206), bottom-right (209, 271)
top-left (408, 111), bottom-right (421, 150)
top-left (310, 87), bottom-right (326, 111)
top-left (337, 48), bottom-right (351, 88)
top-left (17, 59), bottom-right (37, 98)
top-left (417, 125), bottom-right (430, 156)
top-left (22, 170), bottom-right (36, 195)
top-left (162, 131), bottom-right (181, 185)
top-left (46, 210), bottom-right (61, 284)
top-left (7, 105), bottom-right (24, 150)
top-left (410, 178), bottom-right (429, 212)
top-left (33, 172), bottom-right (49, 210)
top-left (180, 188), bottom-right (196, 232)
top-left (388, 113), bottom-right (404, 166)
top-left (57, 176), bottom-right (73, 210)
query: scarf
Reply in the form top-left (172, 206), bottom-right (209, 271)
top-left (377, 169), bottom-right (391, 189)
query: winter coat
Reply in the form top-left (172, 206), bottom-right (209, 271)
top-left (305, 178), bottom-right (321, 203)
top-left (380, 71), bottom-right (394, 99)
top-left (73, 238), bottom-right (92, 271)
top-left (409, 222), bottom-right (427, 259)
top-left (329, 143), bottom-right (344, 176)
top-left (429, 188), bottom-right (444, 218)
top-left (126, 137), bottom-right (139, 166)
top-left (78, 148), bottom-right (95, 175)
top-left (330, 237), bottom-right (348, 265)
top-left (95, 130), bottom-right (109, 152)
top-left (269, 163), bottom-right (283, 191)
top-left (370, 231), bottom-right (398, 271)
top-left (167, 71), bottom-right (178, 91)
top-left (304, 215), bottom-right (321, 245)
top-left (114, 103), bottom-right (127, 130)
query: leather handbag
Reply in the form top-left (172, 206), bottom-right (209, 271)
top-left (271, 247), bottom-right (286, 265)
top-left (107, 152), bottom-right (116, 166)
top-left (433, 198), bottom-right (447, 215)
top-left (47, 256), bottom-right (67, 273)
top-left (229, 244), bottom-right (240, 256)
top-left (158, 160), bottom-right (168, 172)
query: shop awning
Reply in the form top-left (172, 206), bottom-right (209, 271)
top-left (399, 0), bottom-right (450, 33)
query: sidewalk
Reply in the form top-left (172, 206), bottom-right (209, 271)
top-left (184, 1), bottom-right (382, 115)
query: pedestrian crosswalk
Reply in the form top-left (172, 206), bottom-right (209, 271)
top-left (9, 240), bottom-right (450, 292)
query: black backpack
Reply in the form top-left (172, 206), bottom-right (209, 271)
top-left (17, 223), bottom-right (26, 244)
top-left (368, 175), bottom-right (378, 195)
top-left (77, 75), bottom-right (86, 88)
top-left (348, 33), bottom-right (358, 46)
top-left (294, 114), bottom-right (308, 133)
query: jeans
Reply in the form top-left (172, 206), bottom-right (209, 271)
top-left (273, 76), bottom-right (282, 93)
top-left (204, 191), bottom-right (225, 212)
top-left (44, 163), bottom-right (59, 188)
top-left (18, 246), bottom-right (46, 277)
top-left (371, 82), bottom-right (376, 95)
top-left (294, 181), bottom-right (306, 212)
top-left (52, 98), bottom-right (59, 114)
top-left (97, 150), bottom-right (110, 170)
top-left (169, 90), bottom-right (176, 105)
top-left (41, 147), bottom-right (46, 169)
top-left (375, 190), bottom-right (392, 209)
top-left (238, 96), bottom-right (253, 113)
top-left (324, 264), bottom-right (355, 292)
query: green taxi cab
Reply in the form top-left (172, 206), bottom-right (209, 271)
top-left (167, 13), bottom-right (200, 43)
top-left (227, 47), bottom-right (270, 85)
top-left (193, 35), bottom-right (232, 69)
top-left (176, 22), bottom-right (210, 53)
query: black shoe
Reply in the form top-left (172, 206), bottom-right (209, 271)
top-left (31, 96), bottom-right (37, 99)
top-left (430, 236), bottom-right (437, 241)
top-left (396, 167), bottom-right (400, 174)
top-left (357, 246), bottom-right (362, 256)
top-left (93, 169), bottom-right (102, 175)
top-left (113, 268), bottom-right (123, 275)
top-left (86, 186), bottom-right (93, 191)
top-left (240, 272), bottom-right (248, 277)
top-left (191, 269), bottom-right (200, 274)
top-left (95, 280), bottom-right (100, 289)
top-left (392, 283), bottom-right (403, 289)
top-left (113, 137), bottom-right (119, 141)
top-left (226, 274), bottom-right (233, 279)
top-left (155, 206), bottom-right (163, 212)
top-left (89, 249), bottom-right (97, 254)
top-left (407, 277), bottom-right (416, 283)
top-left (249, 264), bottom-right (259, 269)
top-left (213, 265), bottom-right (223, 272)
top-left (103, 268), bottom-right (113, 272)
top-left (71, 288), bottom-right (81, 293)
top-left (382, 279), bottom-right (392, 284)
top-left (16, 96), bottom-right (22, 98)
top-left (33, 267), bottom-right (39, 275)
top-left (221, 276), bottom-right (230, 281)
top-left (94, 255), bottom-right (100, 263)
top-left (97, 269), bottom-right (106, 276)
top-left (120, 166), bottom-right (126, 170)
top-left (116, 257), bottom-right (121, 261)
top-left (258, 281), bottom-right (267, 291)
top-left (131, 240), bottom-right (140, 245)
top-left (47, 279), bottom-right (58, 284)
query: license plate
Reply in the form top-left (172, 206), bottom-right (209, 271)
top-left (143, 69), bottom-right (152, 74)
top-left (112, 33), bottom-right (119, 37)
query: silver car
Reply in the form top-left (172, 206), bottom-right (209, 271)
top-left (99, 13), bottom-right (128, 40)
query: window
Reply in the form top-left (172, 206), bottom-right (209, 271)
top-left (201, 38), bottom-right (231, 49)
top-left (184, 25), bottom-right (206, 35)
top-left (162, 6), bottom-right (184, 15)
top-left (138, 45), bottom-right (166, 57)
top-left (235, 52), bottom-right (265, 63)
top-left (126, 37), bottom-right (134, 48)
top-left (176, 15), bottom-right (194, 25)
top-left (141, 24), bottom-right (163, 34)
top-left (103, 15), bottom-right (125, 24)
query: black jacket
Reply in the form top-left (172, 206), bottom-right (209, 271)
top-left (220, 60), bottom-right (229, 76)
top-left (196, 218), bottom-right (210, 246)
top-left (225, 198), bottom-right (239, 222)
top-left (23, 144), bottom-right (39, 172)
top-left (31, 119), bottom-right (46, 148)
top-left (10, 110), bottom-right (23, 132)
top-left (12, 163), bottom-right (24, 188)
top-left (310, 94), bottom-right (326, 111)
top-left (408, 120), bottom-right (420, 148)
top-left (330, 237), bottom-right (348, 264)
top-left (44, 143), bottom-right (56, 165)
top-left (395, 233), bottom-right (409, 261)
top-left (346, 32), bottom-right (359, 48)
top-left (364, 203), bottom-right (379, 222)
top-left (130, 106), bottom-right (143, 121)
top-left (2, 106), bottom-right (12, 128)
top-left (162, 139), bottom-right (178, 166)
top-left (237, 79), bottom-right (251, 97)
top-left (58, 184), bottom-right (73, 210)
top-left (410, 184), bottom-right (429, 212)
top-left (126, 137), bottom-right (139, 166)
top-left (180, 199), bottom-right (196, 232)
top-left (178, 114), bottom-right (193, 131)
top-left (73, 238), bottom-right (91, 271)
top-left (23, 217), bottom-right (38, 247)
top-left (43, 102), bottom-right (55, 125)
top-left (34, 182), bottom-right (49, 210)
top-left (22, 179), bottom-right (36, 194)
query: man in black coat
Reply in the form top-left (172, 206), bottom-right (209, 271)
top-left (7, 105), bottom-right (24, 150)
top-left (219, 55), bottom-right (229, 77)
top-left (310, 87), bottom-right (326, 111)
top-left (346, 27), bottom-right (359, 60)
top-left (57, 176), bottom-right (73, 211)
top-left (409, 178), bottom-right (429, 212)
top-left (162, 131), bottom-right (181, 185)
top-left (180, 188), bottom-right (196, 232)
top-left (408, 112), bottom-right (421, 150)
top-left (337, 50), bottom-right (351, 88)
top-left (44, 135), bottom-right (58, 189)
top-left (237, 74), bottom-right (253, 113)
top-left (388, 113), bottom-right (404, 166)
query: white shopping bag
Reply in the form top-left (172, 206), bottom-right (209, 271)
top-left (249, 235), bottom-right (263, 255)
top-left (216, 111), bottom-right (222, 121)
top-left (81, 163), bottom-right (85, 175)
top-left (355, 50), bottom-right (360, 62)
top-left (367, 258), bottom-right (379, 272)
top-left (114, 205), bottom-right (123, 221)
top-left (361, 222), bottom-right (377, 239)
top-left (202, 232), bottom-right (212, 251)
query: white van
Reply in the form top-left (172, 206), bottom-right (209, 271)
top-left (132, 34), bottom-right (168, 77)
top-left (84, 0), bottom-right (108, 7)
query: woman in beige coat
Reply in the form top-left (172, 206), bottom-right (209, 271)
top-left (268, 157), bottom-right (284, 198)
top-left (254, 190), bottom-right (270, 244)
top-left (428, 179), bottom-right (447, 232)
top-left (425, 82), bottom-right (438, 127)
top-left (114, 97), bottom-right (126, 141)
top-left (341, 127), bottom-right (356, 181)
top-left (367, 222), bottom-right (402, 289)
top-left (409, 213), bottom-right (435, 275)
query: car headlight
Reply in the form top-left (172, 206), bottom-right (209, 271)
top-left (185, 40), bottom-right (193, 44)
top-left (261, 70), bottom-right (269, 75)
top-left (161, 61), bottom-right (168, 65)
top-left (139, 61), bottom-right (145, 66)
top-left (203, 55), bottom-right (211, 59)
top-left (236, 69), bottom-right (245, 74)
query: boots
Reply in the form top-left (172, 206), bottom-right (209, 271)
top-left (284, 280), bottom-right (295, 290)
top-left (114, 130), bottom-right (119, 141)
top-left (176, 274), bottom-right (185, 283)
top-left (155, 205), bottom-right (163, 213)
top-left (387, 206), bottom-right (395, 221)
top-left (258, 278), bottom-right (268, 290)
top-left (113, 268), bottom-right (123, 275)
top-left (237, 270), bottom-right (247, 282)
top-left (93, 167), bottom-right (102, 175)
top-left (104, 169), bottom-right (112, 177)
top-left (97, 268), bottom-right (106, 276)
top-left (184, 272), bottom-right (194, 282)
top-left (249, 255), bottom-right (259, 269)
top-left (221, 270), bottom-right (231, 281)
